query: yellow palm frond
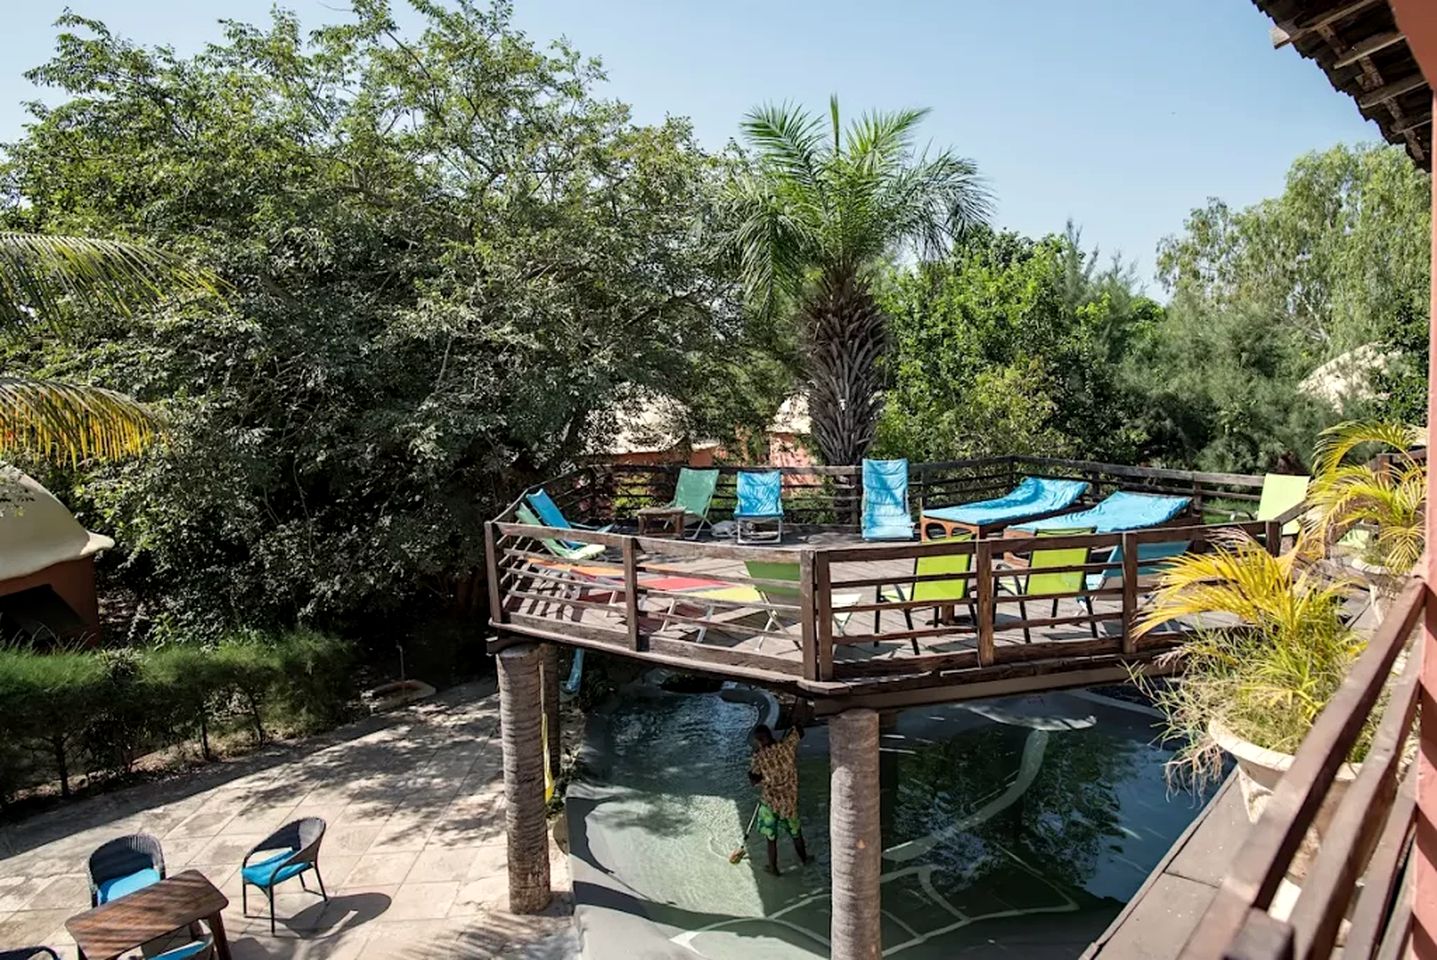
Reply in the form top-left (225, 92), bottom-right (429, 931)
top-left (1312, 419), bottom-right (1425, 478)
top-left (0, 376), bottom-right (162, 463)
top-left (0, 231), bottom-right (223, 331)
top-left (1136, 530), bottom-right (1351, 639)
top-left (1305, 419), bottom-right (1425, 575)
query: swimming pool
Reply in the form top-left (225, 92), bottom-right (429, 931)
top-left (567, 684), bottom-right (1216, 959)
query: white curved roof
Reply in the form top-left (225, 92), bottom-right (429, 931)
top-left (0, 468), bottom-right (114, 581)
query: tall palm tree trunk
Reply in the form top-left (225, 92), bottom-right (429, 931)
top-left (498, 643), bottom-right (552, 913)
top-left (829, 707), bottom-right (882, 959)
top-left (804, 269), bottom-right (887, 466)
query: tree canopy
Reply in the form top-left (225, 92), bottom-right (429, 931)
top-left (1, 3), bottom-right (1428, 651)
top-left (1, 1), bottom-right (756, 637)
top-left (720, 97), bottom-right (990, 464)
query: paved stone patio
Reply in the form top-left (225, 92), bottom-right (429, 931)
top-left (0, 680), bottom-right (576, 959)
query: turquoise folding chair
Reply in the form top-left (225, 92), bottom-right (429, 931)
top-left (526, 488), bottom-right (613, 548)
top-left (734, 471), bottom-right (783, 543)
top-left (515, 504), bottom-right (606, 562)
top-left (862, 458), bottom-right (914, 540)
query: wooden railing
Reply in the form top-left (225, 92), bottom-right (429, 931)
top-left (589, 456), bottom-right (1273, 530)
top-left (485, 457), bottom-right (1302, 698)
top-left (1179, 577), bottom-right (1427, 960)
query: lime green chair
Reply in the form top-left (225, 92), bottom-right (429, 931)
top-left (878, 533), bottom-right (975, 653)
top-left (999, 527), bottom-right (1097, 643)
top-left (1256, 472), bottom-right (1310, 536)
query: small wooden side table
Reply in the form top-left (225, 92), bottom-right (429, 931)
top-left (67, 870), bottom-right (231, 960)
top-left (637, 506), bottom-right (686, 538)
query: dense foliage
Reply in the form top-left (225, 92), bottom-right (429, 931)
top-left (878, 144), bottom-right (1430, 474)
top-left (875, 224), bottom-right (1158, 464)
top-left (1146, 143), bottom-right (1430, 470)
top-left (0, 2), bottom-right (1429, 682)
top-left (1, 1), bottom-right (769, 641)
top-left (0, 629), bottom-right (353, 803)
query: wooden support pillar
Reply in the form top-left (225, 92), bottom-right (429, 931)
top-left (829, 707), bottom-right (882, 960)
top-left (540, 642), bottom-right (561, 782)
top-left (497, 642), bottom-right (551, 914)
top-left (1385, 0), bottom-right (1437, 944)
top-left (1420, 88), bottom-right (1437, 959)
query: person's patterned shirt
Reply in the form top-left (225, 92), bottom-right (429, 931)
top-left (750, 728), bottom-right (800, 819)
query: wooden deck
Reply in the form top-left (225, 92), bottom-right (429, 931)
top-left (485, 457), bottom-right (1298, 711)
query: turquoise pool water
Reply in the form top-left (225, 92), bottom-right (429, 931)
top-left (570, 687), bottom-right (1216, 959)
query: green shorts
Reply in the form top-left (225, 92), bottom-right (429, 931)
top-left (757, 802), bottom-right (801, 841)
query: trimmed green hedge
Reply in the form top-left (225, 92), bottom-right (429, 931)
top-left (0, 629), bottom-right (354, 803)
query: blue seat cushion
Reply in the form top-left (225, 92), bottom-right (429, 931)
top-left (97, 867), bottom-right (161, 904)
top-left (242, 850), bottom-right (309, 888)
top-left (153, 940), bottom-right (212, 960)
top-left (863, 520), bottom-right (915, 540)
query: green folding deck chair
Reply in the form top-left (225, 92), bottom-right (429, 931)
top-left (878, 533), bottom-right (976, 654)
top-left (740, 560), bottom-right (860, 645)
top-left (998, 527), bottom-right (1097, 643)
top-left (666, 468), bottom-right (720, 539)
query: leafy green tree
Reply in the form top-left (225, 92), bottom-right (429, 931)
top-left (1134, 143), bottom-right (1428, 472)
top-left (875, 226), bottom-right (1157, 463)
top-left (1, 2), bottom-right (746, 637)
top-left (1158, 143), bottom-right (1429, 359)
top-left (719, 97), bottom-right (990, 464)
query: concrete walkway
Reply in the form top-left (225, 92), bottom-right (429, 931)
top-left (0, 680), bottom-right (576, 959)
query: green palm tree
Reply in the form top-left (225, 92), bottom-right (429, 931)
top-left (721, 97), bottom-right (991, 464)
top-left (0, 231), bottom-right (220, 462)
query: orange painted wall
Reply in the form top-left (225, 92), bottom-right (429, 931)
top-left (0, 557), bottom-right (103, 646)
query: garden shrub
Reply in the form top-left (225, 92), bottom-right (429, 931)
top-left (0, 629), bottom-right (354, 806)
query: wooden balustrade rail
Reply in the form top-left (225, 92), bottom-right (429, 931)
top-left (486, 456), bottom-right (1298, 700)
top-left (1178, 577), bottom-right (1427, 960)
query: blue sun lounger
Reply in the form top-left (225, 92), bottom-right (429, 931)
top-left (921, 476), bottom-right (1089, 539)
top-left (1013, 490), bottom-right (1192, 536)
top-left (1012, 491), bottom-right (1194, 594)
top-left (862, 458), bottom-right (914, 541)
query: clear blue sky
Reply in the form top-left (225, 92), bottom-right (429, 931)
top-left (0, 1), bottom-right (1382, 290)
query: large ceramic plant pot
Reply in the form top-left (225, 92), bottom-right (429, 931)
top-left (1208, 718), bottom-right (1357, 885)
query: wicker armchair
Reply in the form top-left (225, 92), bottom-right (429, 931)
top-left (0, 948), bottom-right (61, 960)
top-left (87, 833), bottom-right (165, 906)
top-left (241, 818), bottom-right (328, 934)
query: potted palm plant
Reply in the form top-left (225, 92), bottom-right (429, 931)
top-left (1306, 420), bottom-right (1425, 610)
top-left (1134, 530), bottom-right (1365, 881)
top-left (1137, 420), bottom-right (1425, 895)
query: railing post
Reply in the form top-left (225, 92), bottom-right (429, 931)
top-left (1264, 519), bottom-right (1283, 557)
top-left (485, 521), bottom-right (507, 625)
top-left (1121, 531), bottom-right (1138, 654)
top-left (976, 538), bottom-right (995, 666)
top-left (622, 537), bottom-right (643, 652)
top-left (800, 549), bottom-right (818, 680)
top-left (815, 550), bottom-right (835, 681)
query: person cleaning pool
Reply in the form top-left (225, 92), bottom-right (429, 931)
top-left (747, 720), bottom-right (811, 875)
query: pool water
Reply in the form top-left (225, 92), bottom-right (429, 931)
top-left (570, 687), bottom-right (1216, 959)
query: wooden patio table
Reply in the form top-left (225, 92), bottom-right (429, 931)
top-left (66, 870), bottom-right (231, 960)
top-left (636, 505), bottom-right (685, 538)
